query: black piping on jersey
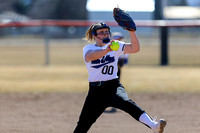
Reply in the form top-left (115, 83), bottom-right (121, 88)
top-left (91, 55), bottom-right (115, 69)
top-left (122, 44), bottom-right (125, 51)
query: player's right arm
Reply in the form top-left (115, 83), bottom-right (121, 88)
top-left (85, 46), bottom-right (112, 62)
top-left (124, 31), bottom-right (140, 54)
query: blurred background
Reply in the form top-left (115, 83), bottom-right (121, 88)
top-left (0, 0), bottom-right (199, 66)
top-left (0, 0), bottom-right (200, 93)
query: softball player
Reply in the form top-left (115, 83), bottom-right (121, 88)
top-left (73, 22), bottom-right (166, 133)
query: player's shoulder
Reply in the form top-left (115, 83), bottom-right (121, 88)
top-left (83, 44), bottom-right (95, 50)
top-left (117, 40), bottom-right (125, 45)
top-left (83, 44), bottom-right (96, 55)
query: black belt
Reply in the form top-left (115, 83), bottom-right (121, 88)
top-left (89, 78), bottom-right (118, 87)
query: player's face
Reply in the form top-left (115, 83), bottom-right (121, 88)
top-left (95, 28), bottom-right (110, 45)
top-left (96, 28), bottom-right (110, 38)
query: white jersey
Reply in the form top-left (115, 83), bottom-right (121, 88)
top-left (83, 41), bottom-right (125, 82)
top-left (119, 54), bottom-right (129, 59)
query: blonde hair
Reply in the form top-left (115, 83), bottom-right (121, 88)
top-left (83, 24), bottom-right (95, 42)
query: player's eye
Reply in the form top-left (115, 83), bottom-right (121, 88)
top-left (97, 31), bottom-right (110, 35)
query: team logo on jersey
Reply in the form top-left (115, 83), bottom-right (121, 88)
top-left (91, 55), bottom-right (115, 68)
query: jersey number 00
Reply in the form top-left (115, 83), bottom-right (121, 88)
top-left (102, 65), bottom-right (114, 75)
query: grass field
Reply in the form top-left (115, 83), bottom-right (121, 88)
top-left (0, 37), bottom-right (200, 93)
top-left (0, 65), bottom-right (200, 93)
top-left (0, 37), bottom-right (200, 66)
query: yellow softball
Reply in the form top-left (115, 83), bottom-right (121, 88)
top-left (110, 41), bottom-right (119, 51)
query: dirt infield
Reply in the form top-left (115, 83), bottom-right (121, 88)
top-left (0, 92), bottom-right (200, 133)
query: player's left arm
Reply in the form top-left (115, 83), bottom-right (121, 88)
top-left (124, 31), bottom-right (140, 54)
top-left (113, 8), bottom-right (140, 54)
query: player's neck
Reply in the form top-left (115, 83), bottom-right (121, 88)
top-left (95, 43), bottom-right (105, 47)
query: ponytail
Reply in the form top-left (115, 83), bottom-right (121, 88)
top-left (83, 24), bottom-right (95, 42)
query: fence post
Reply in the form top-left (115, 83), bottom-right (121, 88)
top-left (44, 28), bottom-right (50, 66)
top-left (154, 0), bottom-right (169, 66)
top-left (160, 27), bottom-right (168, 65)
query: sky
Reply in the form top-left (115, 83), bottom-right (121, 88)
top-left (86, 0), bottom-right (155, 12)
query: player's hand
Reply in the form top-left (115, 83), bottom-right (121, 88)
top-left (106, 43), bottom-right (113, 52)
